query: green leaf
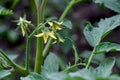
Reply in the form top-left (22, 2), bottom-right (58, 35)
top-left (80, 51), bottom-right (105, 64)
top-left (94, 0), bottom-right (120, 13)
top-left (0, 57), bottom-right (8, 68)
top-left (0, 49), bottom-right (18, 61)
top-left (69, 68), bottom-right (96, 80)
top-left (96, 75), bottom-right (120, 80)
top-left (65, 77), bottom-right (85, 80)
top-left (0, 65), bottom-right (3, 70)
top-left (0, 70), bottom-right (11, 79)
top-left (7, 54), bottom-right (18, 61)
top-left (62, 19), bottom-right (72, 29)
top-left (11, 0), bottom-right (20, 9)
top-left (46, 72), bottom-right (70, 80)
top-left (69, 57), bottom-right (115, 80)
top-left (116, 57), bottom-right (120, 68)
top-left (59, 29), bottom-right (71, 53)
top-left (21, 72), bottom-right (47, 80)
top-left (41, 53), bottom-right (61, 75)
top-left (95, 57), bottom-right (115, 77)
top-left (83, 23), bottom-right (101, 47)
top-left (94, 42), bottom-right (120, 54)
top-left (84, 15), bottom-right (120, 47)
top-left (0, 6), bottom-right (13, 15)
top-left (22, 72), bottom-right (80, 80)
top-left (47, 72), bottom-right (85, 80)
top-left (21, 57), bottom-right (115, 80)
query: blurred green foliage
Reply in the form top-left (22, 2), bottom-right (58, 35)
top-left (1, 0), bottom-right (120, 79)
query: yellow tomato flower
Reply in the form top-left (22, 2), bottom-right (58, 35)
top-left (17, 17), bottom-right (31, 36)
top-left (35, 31), bottom-right (56, 43)
top-left (52, 34), bottom-right (64, 44)
top-left (48, 21), bottom-right (63, 30)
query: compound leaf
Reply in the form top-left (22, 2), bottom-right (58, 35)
top-left (0, 6), bottom-right (13, 15)
top-left (94, 42), bottom-right (120, 54)
top-left (94, 0), bottom-right (120, 13)
top-left (41, 53), bottom-right (61, 75)
top-left (0, 70), bottom-right (11, 79)
top-left (21, 72), bottom-right (47, 80)
top-left (84, 15), bottom-right (120, 47)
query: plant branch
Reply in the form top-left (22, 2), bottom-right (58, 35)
top-left (59, 0), bottom-right (75, 21)
top-left (34, 0), bottom-right (47, 73)
top-left (29, 23), bottom-right (43, 38)
top-left (34, 0), bottom-right (40, 10)
top-left (43, 0), bottom-right (78, 59)
top-left (0, 49), bottom-right (29, 76)
top-left (25, 37), bottom-right (31, 72)
top-left (63, 63), bottom-right (86, 72)
top-left (85, 49), bottom-right (95, 69)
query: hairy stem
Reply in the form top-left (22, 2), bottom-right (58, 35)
top-left (34, 0), bottom-right (47, 73)
top-left (25, 37), bottom-right (31, 72)
top-left (85, 49), bottom-right (95, 69)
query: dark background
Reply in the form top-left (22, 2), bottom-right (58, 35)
top-left (0, 0), bottom-right (120, 79)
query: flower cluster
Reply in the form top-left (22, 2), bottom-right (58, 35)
top-left (35, 29), bottom-right (56, 43)
top-left (35, 21), bottom-right (64, 43)
top-left (17, 17), bottom-right (31, 36)
top-left (48, 21), bottom-right (63, 30)
top-left (16, 16), bottom-right (64, 43)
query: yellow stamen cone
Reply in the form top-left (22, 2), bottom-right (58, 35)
top-left (43, 34), bottom-right (49, 43)
top-left (48, 31), bottom-right (56, 39)
top-left (21, 26), bottom-right (25, 36)
top-left (48, 22), bottom-right (53, 26)
top-left (35, 33), bottom-right (44, 37)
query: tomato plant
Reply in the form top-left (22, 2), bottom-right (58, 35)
top-left (0, 0), bottom-right (120, 80)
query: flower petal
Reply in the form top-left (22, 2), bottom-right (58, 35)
top-left (48, 31), bottom-right (56, 39)
top-left (58, 21), bottom-right (63, 25)
top-left (56, 25), bottom-right (62, 30)
top-left (20, 17), bottom-right (24, 22)
top-left (48, 22), bottom-right (53, 26)
top-left (52, 41), bottom-right (57, 44)
top-left (17, 22), bottom-right (20, 25)
top-left (43, 34), bottom-right (49, 43)
top-left (35, 33), bottom-right (44, 37)
top-left (21, 26), bottom-right (25, 36)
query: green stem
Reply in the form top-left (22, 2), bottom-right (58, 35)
top-left (43, 38), bottom-right (53, 59)
top-left (40, 0), bottom-right (47, 22)
top-left (25, 37), bottom-right (31, 72)
top-left (34, 0), bottom-right (40, 10)
top-left (43, 0), bottom-right (76, 59)
top-left (63, 63), bottom-right (86, 72)
top-left (0, 49), bottom-right (29, 76)
top-left (29, 23), bottom-right (43, 38)
top-left (35, 38), bottom-right (43, 73)
top-left (34, 0), bottom-right (47, 73)
top-left (59, 0), bottom-right (75, 21)
top-left (85, 49), bottom-right (95, 69)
